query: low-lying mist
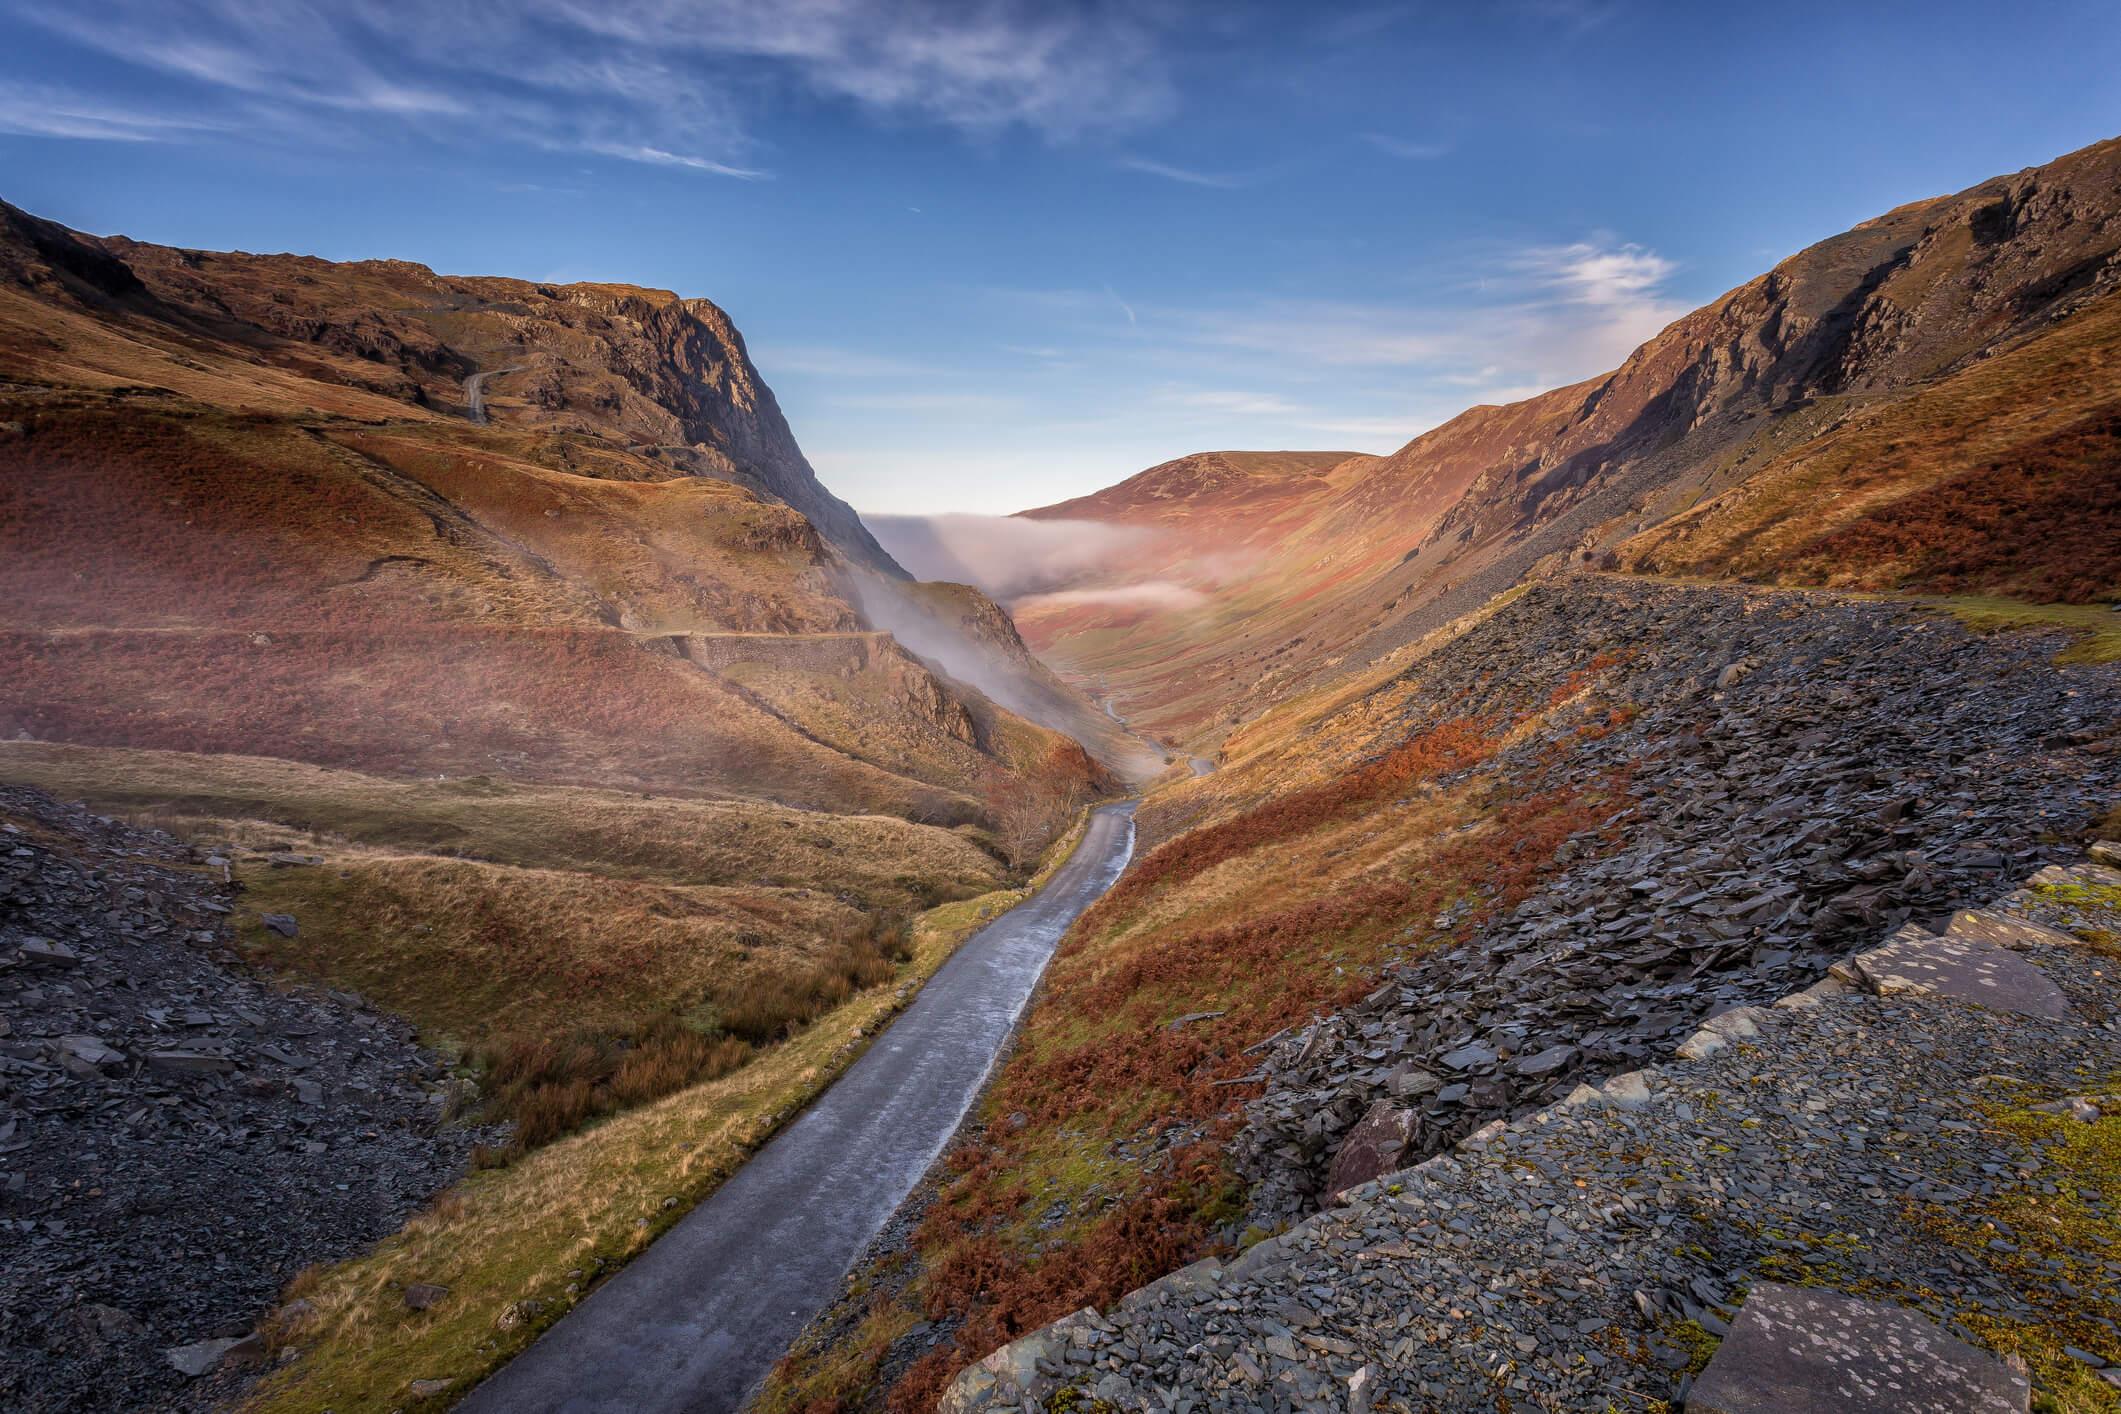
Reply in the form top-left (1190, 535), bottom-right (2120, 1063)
top-left (851, 572), bottom-right (1168, 784)
top-left (866, 514), bottom-right (1153, 600)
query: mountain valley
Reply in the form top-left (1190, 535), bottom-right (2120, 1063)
top-left (3, 131), bottom-right (2120, 1414)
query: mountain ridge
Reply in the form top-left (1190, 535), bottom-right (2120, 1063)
top-left (1004, 135), bottom-right (2121, 741)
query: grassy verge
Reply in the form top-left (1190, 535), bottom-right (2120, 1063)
top-left (1917, 596), bottom-right (2121, 666)
top-left (245, 875), bottom-right (1041, 1413)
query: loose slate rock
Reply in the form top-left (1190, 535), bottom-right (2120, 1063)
top-left (1689, 1283), bottom-right (2029, 1413)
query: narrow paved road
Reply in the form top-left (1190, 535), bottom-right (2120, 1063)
top-left (462, 364), bottom-right (523, 425)
top-left (459, 803), bottom-right (1138, 1414)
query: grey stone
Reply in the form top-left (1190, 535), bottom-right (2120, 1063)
top-left (16, 938), bottom-right (81, 967)
top-left (145, 1050), bottom-right (235, 1074)
top-left (1512, 1043), bottom-right (1576, 1076)
top-left (260, 912), bottom-right (300, 938)
top-left (405, 1282), bottom-right (450, 1311)
top-left (165, 1337), bottom-right (241, 1378)
top-left (1602, 1071), bottom-right (1652, 1107)
top-left (1324, 1102), bottom-right (1416, 1200)
top-left (1689, 1284), bottom-right (2028, 1413)
top-left (1845, 932), bottom-right (2073, 1019)
top-left (1946, 909), bottom-right (2080, 951)
top-left (57, 1035), bottom-right (126, 1070)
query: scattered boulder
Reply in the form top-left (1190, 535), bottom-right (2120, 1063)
top-left (404, 1282), bottom-right (450, 1312)
top-left (1689, 1284), bottom-right (2030, 1413)
top-left (1323, 1102), bottom-right (1417, 1200)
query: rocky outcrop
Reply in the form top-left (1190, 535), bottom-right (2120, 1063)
top-left (942, 849), bottom-right (2121, 1413)
top-left (0, 787), bottom-right (488, 1412)
top-left (0, 200), bottom-right (903, 576)
top-left (1233, 576), bottom-right (2120, 1218)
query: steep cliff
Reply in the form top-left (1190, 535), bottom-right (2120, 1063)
top-left (1, 197), bottom-right (901, 575)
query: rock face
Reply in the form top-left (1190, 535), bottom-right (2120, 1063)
top-left (1235, 575), bottom-right (2121, 1219)
top-left (0, 786), bottom-right (489, 1412)
top-left (0, 198), bottom-right (903, 578)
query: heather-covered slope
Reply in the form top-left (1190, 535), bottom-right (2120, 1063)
top-left (1014, 136), bottom-right (2121, 741)
top-left (0, 199), bottom-right (1137, 1412)
top-left (770, 576), bottom-right (2121, 1414)
top-left (0, 200), bottom-right (1127, 818)
top-left (0, 198), bottom-right (1134, 1250)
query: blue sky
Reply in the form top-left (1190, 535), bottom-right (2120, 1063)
top-left (2, 2), bottom-right (2117, 514)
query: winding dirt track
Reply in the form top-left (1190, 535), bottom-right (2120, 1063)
top-left (458, 803), bottom-right (1139, 1414)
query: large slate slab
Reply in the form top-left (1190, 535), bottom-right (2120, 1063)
top-left (1689, 1284), bottom-right (2029, 1413)
top-left (1946, 908), bottom-right (2081, 952)
top-left (1842, 931), bottom-right (2072, 1019)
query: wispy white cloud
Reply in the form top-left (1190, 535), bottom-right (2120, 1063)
top-left (1161, 388), bottom-right (1308, 416)
top-left (0, 81), bottom-right (230, 142)
top-left (1289, 415), bottom-right (1430, 445)
top-left (1163, 237), bottom-right (1685, 381)
top-left (577, 141), bottom-right (768, 179)
top-left (1514, 240), bottom-right (1675, 306)
top-left (1117, 155), bottom-right (1248, 188)
top-left (6, 0), bottom-right (1180, 168)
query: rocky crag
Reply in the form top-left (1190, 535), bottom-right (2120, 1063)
top-left (0, 786), bottom-right (486, 1412)
top-left (943, 849), bottom-right (2121, 1413)
top-left (1233, 576), bottom-right (2120, 1219)
top-left (0, 198), bottom-right (899, 576)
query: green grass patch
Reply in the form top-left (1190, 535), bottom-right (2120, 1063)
top-left (1919, 596), bottom-right (2121, 665)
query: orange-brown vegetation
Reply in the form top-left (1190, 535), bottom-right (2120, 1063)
top-left (1016, 139), bottom-right (2121, 743)
top-left (1620, 293), bottom-right (2121, 605)
top-left (765, 633), bottom-right (1634, 1412)
top-left (1738, 407), bottom-right (2121, 603)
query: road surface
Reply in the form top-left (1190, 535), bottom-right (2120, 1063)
top-left (463, 364), bottom-right (524, 425)
top-left (459, 802), bottom-right (1139, 1414)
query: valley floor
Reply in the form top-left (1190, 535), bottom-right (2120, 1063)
top-left (768, 573), bottom-right (2121, 1412)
